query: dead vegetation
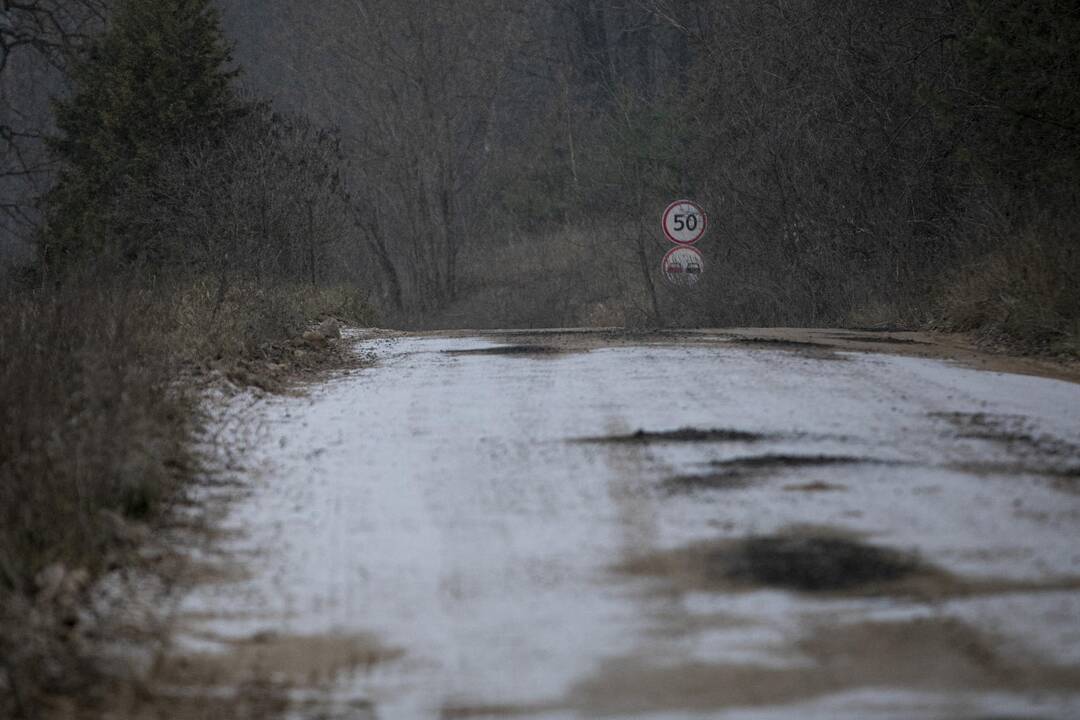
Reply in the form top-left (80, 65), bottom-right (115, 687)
top-left (937, 221), bottom-right (1080, 356)
top-left (0, 271), bottom-right (371, 718)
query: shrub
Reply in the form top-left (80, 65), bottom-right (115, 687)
top-left (938, 212), bottom-right (1080, 353)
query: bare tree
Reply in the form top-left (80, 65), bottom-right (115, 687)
top-left (0, 0), bottom-right (105, 256)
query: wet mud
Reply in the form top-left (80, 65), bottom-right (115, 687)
top-left (722, 336), bottom-right (845, 360)
top-left (782, 480), bottom-right (847, 492)
top-left (722, 534), bottom-right (919, 591)
top-left (621, 531), bottom-right (921, 594)
top-left (432, 326), bottom-right (1080, 382)
top-left (159, 631), bottom-right (402, 687)
top-left (934, 412), bottom-right (1080, 486)
top-left (826, 333), bottom-right (931, 345)
top-left (168, 334), bottom-right (1080, 719)
top-left (619, 529), bottom-right (1080, 599)
top-left (439, 703), bottom-right (550, 719)
top-left (933, 412), bottom-right (1078, 453)
top-left (563, 617), bottom-right (1080, 716)
top-left (724, 336), bottom-right (833, 350)
top-left (102, 632), bottom-right (394, 720)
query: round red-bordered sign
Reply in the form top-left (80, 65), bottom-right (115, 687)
top-left (662, 200), bottom-right (707, 245)
top-left (662, 245), bottom-right (705, 287)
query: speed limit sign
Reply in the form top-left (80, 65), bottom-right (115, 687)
top-left (662, 200), bottom-right (707, 245)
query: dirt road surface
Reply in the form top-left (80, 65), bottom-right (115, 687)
top-left (163, 330), bottom-right (1080, 719)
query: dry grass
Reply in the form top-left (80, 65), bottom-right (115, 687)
top-left (0, 280), bottom-right (191, 715)
top-left (938, 224), bottom-right (1080, 355)
top-left (0, 272), bottom-right (373, 717)
top-left (163, 277), bottom-right (375, 362)
top-left (419, 225), bottom-right (648, 329)
top-left (424, 213), bottom-right (1078, 354)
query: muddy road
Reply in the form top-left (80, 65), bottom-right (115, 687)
top-left (165, 331), bottom-right (1080, 719)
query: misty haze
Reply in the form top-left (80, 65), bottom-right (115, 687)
top-left (2, 2), bottom-right (1079, 719)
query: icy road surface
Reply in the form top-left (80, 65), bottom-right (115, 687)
top-left (175, 333), bottom-right (1080, 719)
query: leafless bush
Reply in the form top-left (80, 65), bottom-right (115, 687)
top-left (0, 0), bottom-right (106, 257)
top-left (938, 208), bottom-right (1080, 352)
top-left (116, 107), bottom-right (364, 287)
top-left (0, 271), bottom-right (190, 715)
top-left (0, 261), bottom-right (374, 716)
top-left (217, 0), bottom-right (1077, 344)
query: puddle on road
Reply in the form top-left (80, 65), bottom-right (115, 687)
top-left (661, 454), bottom-right (883, 493)
top-left (442, 344), bottom-right (565, 357)
top-left (948, 460), bottom-right (1080, 485)
top-left (578, 427), bottom-right (771, 444)
top-left (723, 534), bottom-right (919, 591)
top-left (621, 530), bottom-right (921, 594)
top-left (932, 412), bottom-right (1079, 455)
top-left (933, 411), bottom-right (1080, 489)
top-left (825, 334), bottom-right (931, 345)
top-left (619, 528), bottom-right (1080, 599)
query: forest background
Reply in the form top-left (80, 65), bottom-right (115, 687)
top-left (1, 0), bottom-right (1078, 715)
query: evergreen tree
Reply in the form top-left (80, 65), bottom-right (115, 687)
top-left (44, 0), bottom-right (242, 270)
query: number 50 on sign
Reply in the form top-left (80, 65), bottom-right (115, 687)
top-left (662, 200), bottom-right (707, 245)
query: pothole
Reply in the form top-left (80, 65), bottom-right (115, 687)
top-left (578, 427), bottom-right (770, 444)
top-left (620, 531), bottom-right (921, 594)
top-left (782, 480), bottom-right (846, 492)
top-left (619, 529), bottom-right (1080, 598)
top-left (721, 337), bottom-right (844, 360)
top-left (931, 412), bottom-right (1080, 480)
top-left (724, 337), bottom-right (830, 350)
top-left (661, 455), bottom-right (879, 493)
top-left (825, 334), bottom-right (930, 345)
top-left (443, 345), bottom-right (564, 357)
top-left (931, 411), bottom-right (1078, 453)
top-left (719, 535), bottom-right (919, 592)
